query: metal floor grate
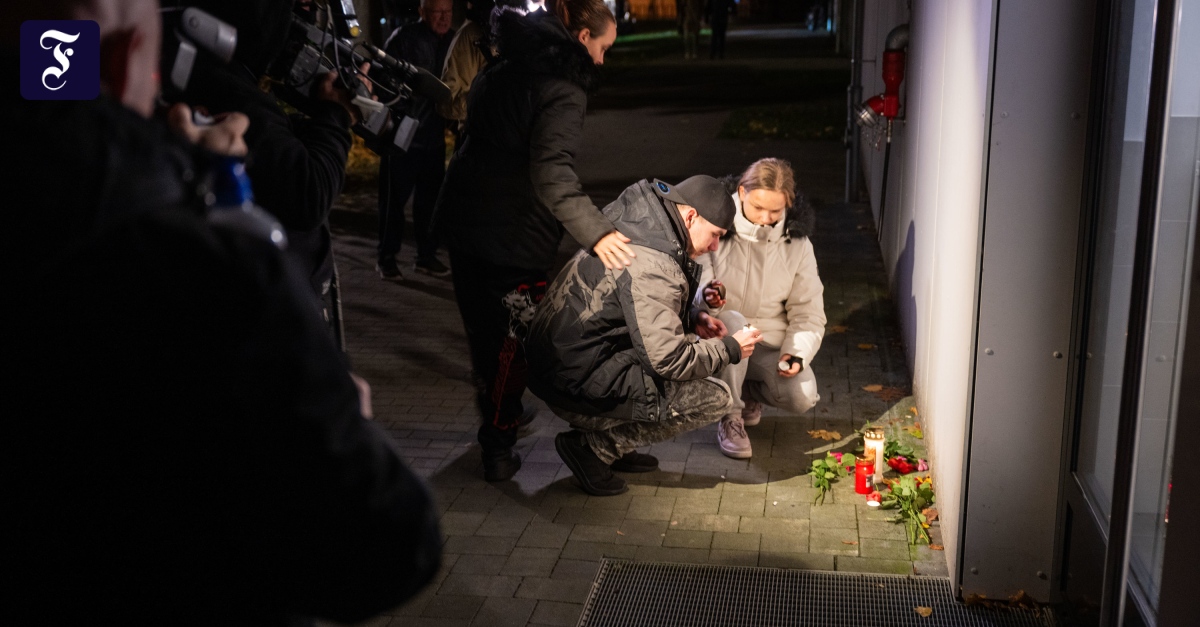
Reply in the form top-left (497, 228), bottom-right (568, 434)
top-left (579, 560), bottom-right (1055, 627)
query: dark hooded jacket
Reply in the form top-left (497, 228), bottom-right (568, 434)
top-left (434, 8), bottom-right (614, 270)
top-left (525, 180), bottom-right (742, 422)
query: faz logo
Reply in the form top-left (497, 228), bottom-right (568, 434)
top-left (20, 20), bottom-right (100, 101)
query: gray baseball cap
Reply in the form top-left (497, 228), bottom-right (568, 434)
top-left (651, 176), bottom-right (736, 231)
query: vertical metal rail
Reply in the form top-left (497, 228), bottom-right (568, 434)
top-left (845, 0), bottom-right (865, 203)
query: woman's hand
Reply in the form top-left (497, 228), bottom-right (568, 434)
top-left (702, 280), bottom-right (726, 308)
top-left (594, 230), bottom-right (636, 270)
top-left (694, 311), bottom-right (727, 339)
top-left (777, 353), bottom-right (802, 378)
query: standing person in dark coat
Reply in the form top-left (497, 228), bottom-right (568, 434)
top-left (435, 0), bottom-right (629, 482)
top-left (377, 0), bottom-right (456, 278)
top-left (707, 0), bottom-right (735, 59)
top-left (3, 0), bottom-right (441, 623)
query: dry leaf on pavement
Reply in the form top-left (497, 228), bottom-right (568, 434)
top-left (841, 540), bottom-right (859, 545)
top-left (915, 607), bottom-right (933, 617)
top-left (930, 544), bottom-right (945, 551)
top-left (858, 343), bottom-right (877, 350)
top-left (876, 386), bottom-right (908, 402)
top-left (808, 429), bottom-right (842, 441)
top-left (828, 325), bottom-right (849, 334)
top-left (922, 507), bottom-right (939, 522)
top-left (862, 384), bottom-right (883, 392)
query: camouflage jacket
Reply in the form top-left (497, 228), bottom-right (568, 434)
top-left (526, 179), bottom-right (742, 422)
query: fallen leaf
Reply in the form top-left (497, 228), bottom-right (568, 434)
top-left (862, 384), bottom-right (883, 392)
top-left (671, 521), bottom-right (678, 525)
top-left (930, 544), bottom-right (945, 551)
top-left (616, 531), bottom-right (625, 535)
top-left (877, 584), bottom-right (886, 589)
top-left (904, 425), bottom-right (924, 439)
top-left (808, 429), bottom-right (842, 441)
top-left (910, 407), bottom-right (919, 415)
top-left (858, 343), bottom-right (877, 350)
top-left (922, 507), bottom-right (939, 522)
top-left (841, 540), bottom-right (859, 545)
top-left (875, 386), bottom-right (908, 402)
top-left (828, 325), bottom-right (850, 334)
top-left (915, 607), bottom-right (933, 618)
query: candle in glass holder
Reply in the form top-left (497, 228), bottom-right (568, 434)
top-left (854, 456), bottom-right (874, 494)
top-left (863, 428), bottom-right (886, 482)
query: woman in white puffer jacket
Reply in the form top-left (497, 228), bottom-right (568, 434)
top-left (695, 158), bottom-right (826, 459)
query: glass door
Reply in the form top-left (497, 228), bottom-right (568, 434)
top-left (1061, 0), bottom-right (1200, 624)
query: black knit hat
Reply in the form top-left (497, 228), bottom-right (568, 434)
top-left (651, 176), bottom-right (736, 231)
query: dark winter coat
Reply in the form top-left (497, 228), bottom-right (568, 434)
top-left (5, 86), bottom-right (440, 626)
top-left (184, 59), bottom-right (353, 298)
top-left (385, 19), bottom-right (454, 152)
top-left (434, 8), bottom-right (614, 270)
top-left (526, 180), bottom-right (742, 422)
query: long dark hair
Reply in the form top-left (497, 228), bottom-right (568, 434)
top-left (546, 0), bottom-right (615, 36)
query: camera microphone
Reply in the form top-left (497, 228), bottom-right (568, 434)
top-left (362, 42), bottom-right (452, 107)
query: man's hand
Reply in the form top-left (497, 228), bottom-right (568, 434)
top-left (315, 63), bottom-right (374, 126)
top-left (166, 103), bottom-right (249, 157)
top-left (702, 280), bottom-right (726, 308)
top-left (695, 311), bottom-right (727, 339)
top-left (594, 230), bottom-right (637, 270)
top-left (777, 353), bottom-right (803, 378)
top-left (732, 326), bottom-right (763, 360)
top-left (350, 372), bottom-right (373, 420)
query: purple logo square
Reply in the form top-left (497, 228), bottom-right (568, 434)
top-left (20, 20), bottom-right (100, 101)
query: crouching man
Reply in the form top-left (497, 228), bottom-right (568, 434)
top-left (526, 176), bottom-right (763, 496)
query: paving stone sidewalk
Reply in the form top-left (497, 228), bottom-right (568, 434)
top-left (324, 26), bottom-right (940, 627)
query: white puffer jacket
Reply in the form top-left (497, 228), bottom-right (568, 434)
top-left (696, 194), bottom-right (826, 365)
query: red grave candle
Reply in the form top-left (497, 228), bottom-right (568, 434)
top-left (854, 457), bottom-right (874, 494)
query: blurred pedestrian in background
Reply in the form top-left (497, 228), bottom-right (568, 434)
top-left (439, 0), bottom-right (496, 144)
top-left (706, 0), bottom-right (735, 59)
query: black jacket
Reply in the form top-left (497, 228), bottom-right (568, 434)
top-left (526, 180), bottom-right (741, 422)
top-left (385, 20), bottom-right (454, 151)
top-left (185, 60), bottom-right (353, 297)
top-left (5, 87), bottom-right (440, 626)
top-left (435, 9), bottom-right (614, 270)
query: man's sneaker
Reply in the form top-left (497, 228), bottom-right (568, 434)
top-left (482, 448), bottom-right (521, 482)
top-left (414, 257), bottom-right (451, 277)
top-left (555, 431), bottom-right (628, 496)
top-left (611, 451), bottom-right (659, 473)
top-left (717, 414), bottom-right (753, 459)
top-left (741, 400), bottom-right (763, 426)
top-left (377, 257), bottom-right (403, 281)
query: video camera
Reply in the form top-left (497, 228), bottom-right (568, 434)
top-left (160, 6), bottom-right (237, 103)
top-left (267, 0), bottom-right (451, 152)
